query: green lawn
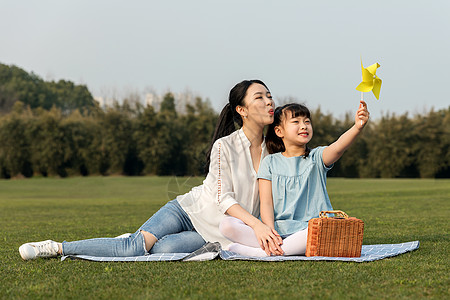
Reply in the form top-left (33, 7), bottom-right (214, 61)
top-left (0, 177), bottom-right (449, 299)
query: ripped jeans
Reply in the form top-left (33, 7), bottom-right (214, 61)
top-left (62, 200), bottom-right (206, 256)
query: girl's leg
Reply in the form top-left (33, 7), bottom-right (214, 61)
top-left (219, 216), bottom-right (260, 247)
top-left (227, 228), bottom-right (308, 257)
top-left (228, 242), bottom-right (267, 257)
top-left (63, 199), bottom-right (205, 256)
top-left (278, 228), bottom-right (308, 256)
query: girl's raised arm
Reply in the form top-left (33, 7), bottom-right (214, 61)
top-left (322, 100), bottom-right (369, 167)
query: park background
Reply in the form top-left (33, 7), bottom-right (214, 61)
top-left (0, 77), bottom-right (449, 179)
top-left (0, 2), bottom-right (449, 299)
top-left (1, 1), bottom-right (449, 180)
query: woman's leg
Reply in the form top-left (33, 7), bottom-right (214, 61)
top-left (150, 231), bottom-right (206, 254)
top-left (219, 216), bottom-right (260, 247)
top-left (62, 232), bottom-right (146, 257)
top-left (20, 199), bottom-right (204, 259)
top-left (227, 228), bottom-right (308, 257)
top-left (63, 199), bottom-right (205, 256)
top-left (138, 199), bottom-right (205, 251)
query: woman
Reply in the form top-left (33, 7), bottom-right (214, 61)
top-left (19, 79), bottom-right (283, 260)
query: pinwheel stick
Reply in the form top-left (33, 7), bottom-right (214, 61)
top-left (360, 92), bottom-right (363, 126)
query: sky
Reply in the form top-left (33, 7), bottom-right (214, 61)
top-left (1, 0), bottom-right (449, 120)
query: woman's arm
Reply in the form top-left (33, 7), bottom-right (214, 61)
top-left (323, 100), bottom-right (369, 167)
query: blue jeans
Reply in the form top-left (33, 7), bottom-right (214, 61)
top-left (62, 200), bottom-right (206, 256)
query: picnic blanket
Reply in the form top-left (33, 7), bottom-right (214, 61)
top-left (61, 240), bottom-right (419, 263)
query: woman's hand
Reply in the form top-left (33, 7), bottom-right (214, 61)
top-left (251, 221), bottom-right (284, 256)
top-left (355, 100), bottom-right (369, 130)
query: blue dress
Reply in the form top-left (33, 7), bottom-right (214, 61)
top-left (257, 146), bottom-right (333, 235)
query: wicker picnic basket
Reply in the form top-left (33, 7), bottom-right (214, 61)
top-left (305, 210), bottom-right (364, 257)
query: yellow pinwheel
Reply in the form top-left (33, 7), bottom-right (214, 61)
top-left (356, 59), bottom-right (382, 100)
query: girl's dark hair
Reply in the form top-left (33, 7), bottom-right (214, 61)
top-left (204, 79), bottom-right (269, 175)
top-left (266, 103), bottom-right (312, 157)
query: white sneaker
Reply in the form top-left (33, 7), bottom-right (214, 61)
top-left (115, 233), bottom-right (132, 239)
top-left (19, 240), bottom-right (59, 260)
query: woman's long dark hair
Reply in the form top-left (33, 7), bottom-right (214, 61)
top-left (266, 103), bottom-right (311, 157)
top-left (204, 79), bottom-right (269, 175)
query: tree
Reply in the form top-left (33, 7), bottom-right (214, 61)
top-left (152, 93), bottom-right (186, 175)
top-left (98, 104), bottom-right (141, 175)
top-left (28, 107), bottom-right (70, 177)
top-left (439, 107), bottom-right (450, 177)
top-left (61, 110), bottom-right (104, 176)
top-left (0, 63), bottom-right (96, 114)
top-left (0, 63), bottom-right (52, 113)
top-left (308, 107), bottom-right (337, 148)
top-left (363, 113), bottom-right (418, 178)
top-left (0, 102), bottom-right (33, 177)
top-left (414, 108), bottom-right (450, 178)
top-left (47, 80), bottom-right (96, 114)
top-left (134, 105), bottom-right (159, 174)
top-left (181, 97), bottom-right (217, 175)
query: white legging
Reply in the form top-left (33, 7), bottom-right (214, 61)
top-left (219, 216), bottom-right (308, 257)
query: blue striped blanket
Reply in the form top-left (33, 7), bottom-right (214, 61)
top-left (61, 240), bottom-right (419, 263)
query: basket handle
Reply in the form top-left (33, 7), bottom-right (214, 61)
top-left (319, 210), bottom-right (349, 219)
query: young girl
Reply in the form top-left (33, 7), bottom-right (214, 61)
top-left (221, 101), bottom-right (369, 256)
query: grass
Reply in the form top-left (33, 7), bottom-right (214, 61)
top-left (0, 177), bottom-right (449, 299)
